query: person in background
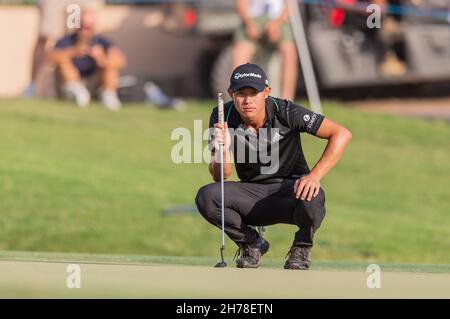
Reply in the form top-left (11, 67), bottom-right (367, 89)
top-left (233, 0), bottom-right (298, 101)
top-left (47, 8), bottom-right (127, 111)
top-left (376, 0), bottom-right (407, 76)
top-left (328, 0), bottom-right (407, 76)
top-left (24, 0), bottom-right (104, 98)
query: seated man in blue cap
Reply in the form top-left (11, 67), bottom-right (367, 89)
top-left (47, 8), bottom-right (126, 110)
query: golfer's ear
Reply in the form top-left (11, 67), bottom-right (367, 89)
top-left (263, 86), bottom-right (272, 98)
top-left (227, 89), bottom-right (233, 99)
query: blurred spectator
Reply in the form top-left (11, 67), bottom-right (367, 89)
top-left (376, 0), bottom-right (407, 76)
top-left (47, 8), bottom-right (127, 110)
top-left (24, 0), bottom-right (104, 98)
top-left (329, 0), bottom-right (407, 76)
top-left (233, 0), bottom-right (298, 101)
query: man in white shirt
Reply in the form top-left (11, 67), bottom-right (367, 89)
top-left (233, 0), bottom-right (298, 101)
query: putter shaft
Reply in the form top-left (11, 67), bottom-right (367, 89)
top-left (217, 93), bottom-right (226, 266)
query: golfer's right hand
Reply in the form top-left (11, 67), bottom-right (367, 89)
top-left (213, 122), bottom-right (231, 152)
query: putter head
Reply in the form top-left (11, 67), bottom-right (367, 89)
top-left (214, 261), bottom-right (227, 268)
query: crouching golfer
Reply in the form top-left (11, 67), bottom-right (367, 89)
top-left (195, 63), bottom-right (352, 269)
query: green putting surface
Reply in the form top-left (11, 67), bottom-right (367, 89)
top-left (0, 251), bottom-right (449, 298)
top-left (1, 250), bottom-right (450, 273)
top-left (1, 259), bottom-right (449, 298)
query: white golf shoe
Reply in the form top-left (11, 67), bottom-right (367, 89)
top-left (63, 81), bottom-right (91, 108)
top-left (100, 89), bottom-right (122, 111)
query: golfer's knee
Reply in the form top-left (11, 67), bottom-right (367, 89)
top-left (297, 188), bottom-right (326, 225)
top-left (195, 183), bottom-right (221, 219)
top-left (312, 190), bottom-right (326, 227)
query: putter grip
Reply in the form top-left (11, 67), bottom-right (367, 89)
top-left (218, 93), bottom-right (224, 125)
top-left (217, 93), bottom-right (224, 146)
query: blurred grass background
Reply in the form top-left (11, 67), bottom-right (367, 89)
top-left (0, 98), bottom-right (449, 264)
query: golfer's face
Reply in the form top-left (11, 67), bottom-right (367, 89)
top-left (232, 87), bottom-right (266, 120)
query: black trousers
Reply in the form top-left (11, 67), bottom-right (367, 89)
top-left (195, 179), bottom-right (326, 248)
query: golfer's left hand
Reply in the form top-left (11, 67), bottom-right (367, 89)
top-left (294, 174), bottom-right (321, 201)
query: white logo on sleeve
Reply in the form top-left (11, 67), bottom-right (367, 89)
top-left (303, 114), bottom-right (311, 122)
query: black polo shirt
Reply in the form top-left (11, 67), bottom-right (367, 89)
top-left (208, 96), bottom-right (325, 183)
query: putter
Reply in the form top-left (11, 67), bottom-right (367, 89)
top-left (214, 92), bottom-right (227, 268)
